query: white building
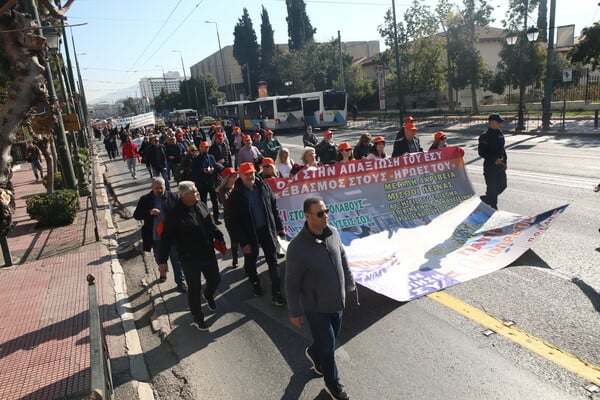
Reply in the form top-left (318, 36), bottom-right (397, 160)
top-left (139, 71), bottom-right (183, 99)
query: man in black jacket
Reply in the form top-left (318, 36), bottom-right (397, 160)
top-left (228, 162), bottom-right (286, 306)
top-left (478, 113), bottom-right (507, 210)
top-left (133, 177), bottom-right (186, 292)
top-left (391, 123), bottom-right (423, 157)
top-left (159, 181), bottom-right (225, 331)
top-left (145, 136), bottom-right (170, 190)
top-left (315, 130), bottom-right (337, 165)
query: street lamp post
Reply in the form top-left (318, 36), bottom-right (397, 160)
top-left (172, 49), bottom-right (192, 109)
top-left (506, 0), bottom-right (539, 132)
top-left (205, 21), bottom-right (231, 101)
top-left (155, 65), bottom-right (168, 94)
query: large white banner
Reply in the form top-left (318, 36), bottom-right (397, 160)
top-left (114, 112), bottom-right (155, 129)
top-left (271, 147), bottom-right (566, 301)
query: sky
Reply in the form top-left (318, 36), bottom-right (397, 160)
top-left (63, 0), bottom-right (597, 103)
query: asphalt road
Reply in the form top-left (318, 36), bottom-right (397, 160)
top-left (104, 124), bottom-right (600, 400)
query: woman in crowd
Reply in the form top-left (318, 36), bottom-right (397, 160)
top-left (216, 167), bottom-right (240, 268)
top-left (175, 144), bottom-right (198, 183)
top-left (275, 147), bottom-right (294, 178)
top-left (258, 157), bottom-right (281, 179)
top-left (302, 125), bottom-right (318, 148)
top-left (336, 142), bottom-right (354, 163)
top-left (429, 131), bottom-right (448, 151)
top-left (353, 132), bottom-right (372, 160)
top-left (291, 147), bottom-right (320, 175)
top-left (367, 136), bottom-right (387, 160)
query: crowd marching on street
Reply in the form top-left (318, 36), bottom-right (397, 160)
top-left (96, 113), bottom-right (507, 400)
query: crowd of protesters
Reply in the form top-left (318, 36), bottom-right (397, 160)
top-left (117, 116), bottom-right (465, 400)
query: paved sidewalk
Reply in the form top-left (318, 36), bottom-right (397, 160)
top-left (0, 161), bottom-right (128, 399)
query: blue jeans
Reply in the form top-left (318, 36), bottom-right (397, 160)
top-left (152, 240), bottom-right (185, 284)
top-left (305, 310), bottom-right (343, 388)
top-left (152, 167), bottom-right (170, 190)
top-left (31, 160), bottom-right (43, 180)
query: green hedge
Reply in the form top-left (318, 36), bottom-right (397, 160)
top-left (42, 171), bottom-right (65, 190)
top-left (26, 189), bottom-right (79, 227)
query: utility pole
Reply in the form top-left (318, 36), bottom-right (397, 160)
top-left (542, 0), bottom-right (556, 131)
top-left (392, 0), bottom-right (405, 123)
top-left (338, 31), bottom-right (345, 92)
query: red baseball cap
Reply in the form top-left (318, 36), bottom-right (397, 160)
top-left (261, 157), bottom-right (275, 166)
top-left (220, 167), bottom-right (238, 178)
top-left (404, 123), bottom-right (417, 131)
top-left (215, 132), bottom-right (224, 140)
top-left (200, 141), bottom-right (210, 148)
top-left (239, 162), bottom-right (256, 174)
top-left (337, 142), bottom-right (351, 151)
top-left (434, 131), bottom-right (447, 141)
top-left (404, 116), bottom-right (416, 124)
top-left (373, 136), bottom-right (385, 144)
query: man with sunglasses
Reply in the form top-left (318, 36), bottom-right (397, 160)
top-left (285, 197), bottom-right (356, 400)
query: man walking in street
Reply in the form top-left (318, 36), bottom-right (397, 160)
top-left (133, 177), bottom-right (186, 292)
top-left (159, 181), bottom-right (225, 331)
top-left (25, 140), bottom-right (44, 182)
top-left (285, 197), bottom-right (356, 400)
top-left (145, 136), bottom-right (170, 190)
top-left (228, 162), bottom-right (286, 306)
top-left (478, 113), bottom-right (507, 210)
top-left (191, 141), bottom-right (221, 224)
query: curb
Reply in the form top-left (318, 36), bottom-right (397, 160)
top-left (96, 154), bottom-right (156, 400)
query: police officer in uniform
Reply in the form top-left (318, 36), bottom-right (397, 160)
top-left (478, 113), bottom-right (507, 210)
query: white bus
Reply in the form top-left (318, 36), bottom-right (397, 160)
top-left (242, 95), bottom-right (304, 131)
top-left (215, 100), bottom-right (249, 128)
top-left (167, 109), bottom-right (198, 126)
top-left (299, 90), bottom-right (347, 129)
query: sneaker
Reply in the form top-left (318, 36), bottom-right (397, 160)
top-left (305, 347), bottom-right (323, 375)
top-left (191, 318), bottom-right (209, 331)
top-left (214, 219), bottom-right (222, 225)
top-left (272, 292), bottom-right (286, 306)
top-left (325, 384), bottom-right (349, 400)
top-left (252, 282), bottom-right (264, 297)
top-left (203, 290), bottom-right (216, 311)
top-left (176, 282), bottom-right (187, 293)
top-left (277, 251), bottom-right (285, 259)
top-left (159, 275), bottom-right (167, 283)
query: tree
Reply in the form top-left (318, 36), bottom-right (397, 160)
top-left (286, 0), bottom-right (315, 50)
top-left (0, 0), bottom-right (77, 235)
top-left (536, 0), bottom-right (548, 42)
top-left (569, 22), bottom-right (600, 70)
top-left (259, 6), bottom-right (277, 97)
top-left (233, 8), bottom-right (260, 99)
top-left (121, 97), bottom-right (138, 116)
top-left (435, 0), bottom-right (457, 111)
top-left (341, 63), bottom-right (375, 107)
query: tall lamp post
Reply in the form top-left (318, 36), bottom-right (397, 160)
top-left (172, 49), bottom-right (191, 108)
top-left (155, 65), bottom-right (168, 94)
top-left (205, 20), bottom-right (231, 101)
top-left (505, 0), bottom-right (539, 132)
top-left (542, 0), bottom-right (557, 131)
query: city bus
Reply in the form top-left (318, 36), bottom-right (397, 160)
top-left (215, 100), bottom-right (249, 128)
top-left (241, 95), bottom-right (304, 131)
top-left (298, 90), bottom-right (347, 129)
top-left (167, 109), bottom-right (198, 126)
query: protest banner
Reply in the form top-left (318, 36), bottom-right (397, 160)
top-left (270, 147), bottom-right (566, 301)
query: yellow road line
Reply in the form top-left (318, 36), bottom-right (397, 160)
top-left (428, 291), bottom-right (600, 387)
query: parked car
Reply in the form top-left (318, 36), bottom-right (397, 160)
top-left (199, 116), bottom-right (217, 125)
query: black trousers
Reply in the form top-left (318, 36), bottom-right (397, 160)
top-left (243, 226), bottom-right (281, 294)
top-left (180, 256), bottom-right (221, 321)
top-left (482, 165), bottom-right (507, 210)
top-left (198, 182), bottom-right (220, 220)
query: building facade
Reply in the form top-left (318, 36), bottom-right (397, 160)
top-left (139, 71), bottom-right (183, 99)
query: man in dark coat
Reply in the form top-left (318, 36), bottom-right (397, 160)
top-left (478, 113), bottom-right (508, 210)
top-left (391, 123), bottom-right (423, 157)
top-left (391, 115), bottom-right (416, 156)
top-left (228, 162), bottom-right (286, 306)
top-left (133, 177), bottom-right (186, 292)
top-left (315, 130), bottom-right (337, 165)
top-left (145, 136), bottom-right (170, 190)
top-left (159, 181), bottom-right (225, 331)
top-left (191, 141), bottom-right (221, 224)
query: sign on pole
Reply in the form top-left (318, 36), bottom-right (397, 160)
top-left (562, 69), bottom-right (572, 83)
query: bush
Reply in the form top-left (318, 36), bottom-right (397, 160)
top-left (42, 171), bottom-right (65, 190)
top-left (78, 148), bottom-right (91, 175)
top-left (26, 189), bottom-right (79, 227)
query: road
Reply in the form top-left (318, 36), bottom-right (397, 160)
top-left (104, 124), bottom-right (600, 400)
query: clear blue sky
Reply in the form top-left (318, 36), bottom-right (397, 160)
top-left (65, 0), bottom-right (597, 103)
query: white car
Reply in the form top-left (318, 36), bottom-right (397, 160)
top-left (199, 116), bottom-right (217, 125)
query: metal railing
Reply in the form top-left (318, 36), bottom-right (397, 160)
top-left (86, 274), bottom-right (113, 400)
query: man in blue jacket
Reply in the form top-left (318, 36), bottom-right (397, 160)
top-left (285, 197), bottom-right (356, 400)
top-left (228, 162), bottom-right (286, 306)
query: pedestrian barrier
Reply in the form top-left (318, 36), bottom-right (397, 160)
top-left (88, 137), bottom-right (100, 242)
top-left (86, 274), bottom-right (113, 400)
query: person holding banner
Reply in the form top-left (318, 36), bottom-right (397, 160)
top-left (478, 113), bottom-right (507, 210)
top-left (336, 142), bottom-right (354, 163)
top-left (353, 133), bottom-right (372, 160)
top-left (367, 136), bottom-right (387, 160)
top-left (285, 197), bottom-right (356, 400)
top-left (392, 123), bottom-right (423, 157)
top-left (392, 116), bottom-right (417, 156)
top-left (228, 162), bottom-right (286, 306)
top-left (429, 131), bottom-right (448, 151)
